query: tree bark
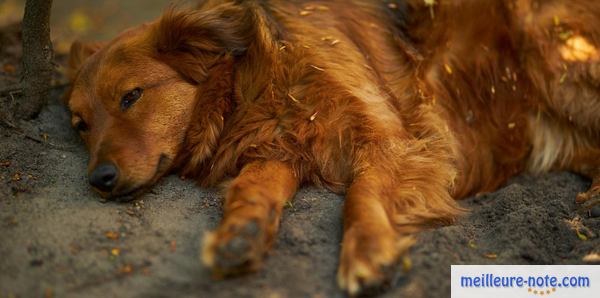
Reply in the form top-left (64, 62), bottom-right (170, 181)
top-left (19, 0), bottom-right (54, 119)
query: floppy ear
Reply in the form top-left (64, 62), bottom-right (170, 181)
top-left (68, 40), bottom-right (106, 81)
top-left (152, 3), bottom-right (255, 83)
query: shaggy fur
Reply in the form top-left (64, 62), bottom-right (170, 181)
top-left (66, 0), bottom-right (600, 295)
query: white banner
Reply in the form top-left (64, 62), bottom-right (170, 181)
top-left (451, 265), bottom-right (600, 298)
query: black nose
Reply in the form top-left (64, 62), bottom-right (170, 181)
top-left (89, 162), bottom-right (119, 192)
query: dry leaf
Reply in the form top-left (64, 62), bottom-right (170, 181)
top-left (483, 253), bottom-right (497, 259)
top-left (468, 239), bottom-right (477, 249)
top-left (120, 264), bottom-right (133, 274)
top-left (68, 11), bottom-right (91, 33)
top-left (560, 36), bottom-right (599, 62)
top-left (444, 63), bottom-right (453, 74)
top-left (105, 231), bottom-right (119, 240)
top-left (402, 255), bottom-right (412, 272)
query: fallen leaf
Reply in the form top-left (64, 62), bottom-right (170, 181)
top-left (11, 173), bottom-right (20, 181)
top-left (444, 63), bottom-right (453, 74)
top-left (553, 15), bottom-right (560, 26)
top-left (2, 63), bottom-right (16, 74)
top-left (45, 288), bottom-right (52, 298)
top-left (104, 231), bottom-right (119, 240)
top-left (468, 239), bottom-right (477, 249)
top-left (483, 253), bottom-right (497, 259)
top-left (577, 231), bottom-right (588, 241)
top-left (402, 255), bottom-right (412, 272)
top-left (68, 11), bottom-right (91, 33)
top-left (120, 264), bottom-right (133, 274)
top-left (564, 216), bottom-right (595, 239)
top-left (170, 240), bottom-right (177, 253)
top-left (560, 36), bottom-right (599, 62)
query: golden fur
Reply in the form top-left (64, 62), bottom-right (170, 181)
top-left (67, 0), bottom-right (600, 295)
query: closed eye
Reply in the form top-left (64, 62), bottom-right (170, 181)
top-left (120, 88), bottom-right (143, 111)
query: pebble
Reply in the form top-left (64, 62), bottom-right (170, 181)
top-left (590, 205), bottom-right (600, 218)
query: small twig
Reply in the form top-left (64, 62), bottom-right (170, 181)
top-left (0, 116), bottom-right (18, 129)
top-left (0, 82), bottom-right (67, 96)
top-left (0, 118), bottom-right (77, 152)
top-left (0, 84), bottom-right (22, 96)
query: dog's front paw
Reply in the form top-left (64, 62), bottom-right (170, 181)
top-left (337, 225), bottom-right (415, 296)
top-left (201, 218), bottom-right (269, 277)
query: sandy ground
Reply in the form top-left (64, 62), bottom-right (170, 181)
top-left (1, 2), bottom-right (600, 297)
top-left (0, 92), bottom-right (599, 298)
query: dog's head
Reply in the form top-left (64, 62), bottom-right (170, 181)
top-left (67, 3), bottom-right (253, 200)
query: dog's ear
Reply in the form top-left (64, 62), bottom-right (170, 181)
top-left (152, 3), bottom-right (254, 83)
top-left (68, 40), bottom-right (106, 81)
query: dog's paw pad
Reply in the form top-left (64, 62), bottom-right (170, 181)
top-left (337, 258), bottom-right (393, 296)
top-left (337, 228), bottom-right (414, 296)
top-left (201, 219), bottom-right (266, 276)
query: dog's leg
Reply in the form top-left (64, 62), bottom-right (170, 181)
top-left (337, 172), bottom-right (415, 296)
top-left (337, 150), bottom-right (463, 295)
top-left (202, 160), bottom-right (298, 276)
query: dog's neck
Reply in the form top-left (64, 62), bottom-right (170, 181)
top-left (173, 3), bottom-right (283, 183)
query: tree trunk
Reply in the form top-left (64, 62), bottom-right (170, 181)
top-left (19, 0), bottom-right (54, 119)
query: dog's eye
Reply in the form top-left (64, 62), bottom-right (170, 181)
top-left (74, 120), bottom-right (89, 133)
top-left (120, 88), bottom-right (143, 111)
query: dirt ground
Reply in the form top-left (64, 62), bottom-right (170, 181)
top-left (1, 97), bottom-right (600, 298)
top-left (1, 1), bottom-right (600, 298)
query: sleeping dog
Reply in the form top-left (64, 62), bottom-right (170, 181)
top-left (66, 0), bottom-right (600, 295)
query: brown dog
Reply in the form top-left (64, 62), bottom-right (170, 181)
top-left (66, 0), bottom-right (600, 295)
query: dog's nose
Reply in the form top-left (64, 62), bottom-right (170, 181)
top-left (89, 162), bottom-right (119, 192)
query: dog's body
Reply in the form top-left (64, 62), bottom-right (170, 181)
top-left (67, 0), bottom-right (600, 295)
